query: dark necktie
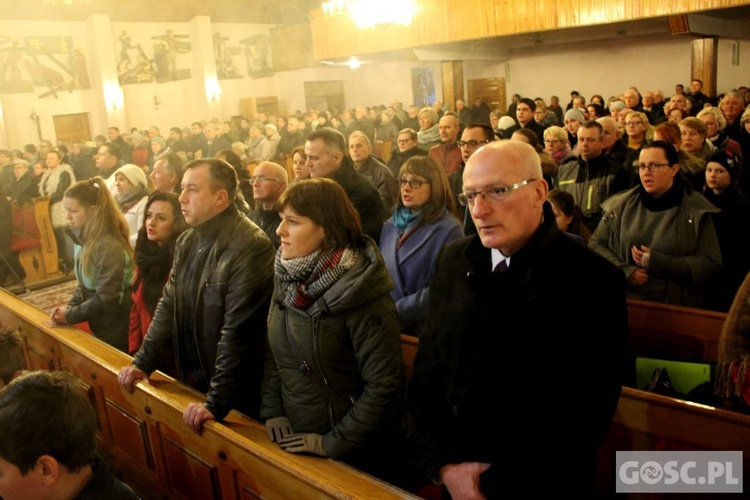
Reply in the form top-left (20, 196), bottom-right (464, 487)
top-left (494, 260), bottom-right (508, 273)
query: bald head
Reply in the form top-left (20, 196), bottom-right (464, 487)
top-left (251, 161), bottom-right (288, 209)
top-left (463, 141), bottom-right (548, 255)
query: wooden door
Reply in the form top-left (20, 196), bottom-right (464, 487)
top-left (467, 77), bottom-right (506, 113)
top-left (53, 113), bottom-right (91, 144)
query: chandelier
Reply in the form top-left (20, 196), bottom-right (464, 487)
top-left (42, 0), bottom-right (91, 6)
top-left (322, 0), bottom-right (417, 29)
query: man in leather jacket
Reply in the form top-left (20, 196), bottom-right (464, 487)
top-left (119, 159), bottom-right (275, 433)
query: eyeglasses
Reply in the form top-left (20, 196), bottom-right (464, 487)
top-left (249, 176), bottom-right (283, 183)
top-left (637, 163), bottom-right (671, 172)
top-left (398, 178), bottom-right (430, 189)
top-left (458, 179), bottom-right (535, 206)
top-left (625, 121), bottom-right (643, 126)
top-left (457, 140), bottom-right (491, 148)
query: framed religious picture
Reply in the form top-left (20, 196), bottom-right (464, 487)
top-left (411, 67), bottom-right (435, 108)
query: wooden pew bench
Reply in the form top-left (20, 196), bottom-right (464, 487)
top-left (626, 298), bottom-right (727, 364)
top-left (0, 289), bottom-right (418, 500)
top-left (10, 197), bottom-right (61, 284)
top-left (401, 300), bottom-right (748, 498)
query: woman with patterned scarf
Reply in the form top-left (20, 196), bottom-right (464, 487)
top-left (261, 178), bottom-right (419, 491)
top-left (379, 156), bottom-right (462, 337)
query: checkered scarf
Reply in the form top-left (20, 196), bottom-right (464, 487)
top-left (275, 246), bottom-right (359, 310)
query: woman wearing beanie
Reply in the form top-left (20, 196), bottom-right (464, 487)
top-left (496, 115), bottom-right (517, 140)
top-left (148, 136), bottom-right (170, 171)
top-left (563, 107), bottom-right (586, 152)
top-left (702, 149), bottom-right (750, 312)
top-left (114, 164), bottom-right (151, 247)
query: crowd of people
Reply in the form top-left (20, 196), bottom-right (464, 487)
top-left (0, 80), bottom-right (749, 498)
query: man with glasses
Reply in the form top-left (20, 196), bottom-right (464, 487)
top-left (408, 140), bottom-right (628, 498)
top-left (557, 121), bottom-right (630, 232)
top-left (248, 161), bottom-right (287, 248)
top-left (448, 123), bottom-right (495, 235)
top-left (387, 128), bottom-right (426, 179)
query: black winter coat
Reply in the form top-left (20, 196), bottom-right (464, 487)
top-left (133, 206), bottom-right (275, 420)
top-left (408, 202), bottom-right (628, 496)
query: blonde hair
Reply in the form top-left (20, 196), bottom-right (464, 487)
top-left (418, 107), bottom-right (438, 128)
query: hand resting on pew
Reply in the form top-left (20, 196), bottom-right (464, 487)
top-left (118, 365), bottom-right (150, 393)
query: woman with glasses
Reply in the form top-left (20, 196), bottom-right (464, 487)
top-left (590, 141), bottom-right (721, 308)
top-left (543, 125), bottom-right (575, 166)
top-left (379, 156), bottom-right (462, 337)
top-left (623, 111), bottom-right (653, 184)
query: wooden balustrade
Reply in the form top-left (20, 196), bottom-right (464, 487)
top-left (0, 289), bottom-right (418, 500)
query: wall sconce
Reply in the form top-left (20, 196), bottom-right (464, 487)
top-left (154, 95), bottom-right (162, 110)
top-left (104, 82), bottom-right (123, 112)
top-left (205, 77), bottom-right (221, 103)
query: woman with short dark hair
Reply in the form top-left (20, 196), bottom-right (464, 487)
top-left (261, 177), bottom-right (416, 490)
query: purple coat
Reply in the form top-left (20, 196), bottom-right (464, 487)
top-left (379, 209), bottom-right (462, 336)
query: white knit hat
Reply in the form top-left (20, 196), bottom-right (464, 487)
top-left (498, 116), bottom-right (516, 130)
top-left (115, 163), bottom-right (148, 189)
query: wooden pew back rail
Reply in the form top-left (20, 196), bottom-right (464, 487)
top-left (0, 290), bottom-right (416, 500)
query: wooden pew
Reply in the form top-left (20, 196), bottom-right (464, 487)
top-left (375, 138), bottom-right (393, 165)
top-left (626, 298), bottom-right (727, 364)
top-left (10, 197), bottom-right (61, 284)
top-left (401, 300), bottom-right (748, 498)
top-left (0, 289), bottom-right (418, 500)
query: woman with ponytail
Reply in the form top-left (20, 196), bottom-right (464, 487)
top-left (49, 176), bottom-right (135, 353)
top-left (128, 192), bottom-right (187, 356)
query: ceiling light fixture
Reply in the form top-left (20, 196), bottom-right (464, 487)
top-left (322, 0), bottom-right (418, 29)
top-left (42, 0), bottom-right (91, 6)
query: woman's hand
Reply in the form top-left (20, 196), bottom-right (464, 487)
top-left (631, 245), bottom-right (651, 268)
top-left (50, 307), bottom-right (68, 326)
